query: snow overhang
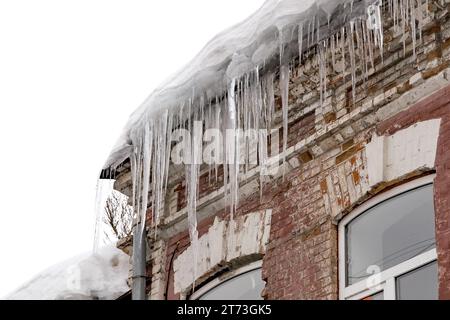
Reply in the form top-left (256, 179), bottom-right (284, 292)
top-left (101, 0), bottom-right (378, 175)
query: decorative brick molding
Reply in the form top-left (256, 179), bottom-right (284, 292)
top-left (367, 119), bottom-right (441, 187)
top-left (173, 210), bottom-right (271, 296)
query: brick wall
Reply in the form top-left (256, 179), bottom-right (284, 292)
top-left (376, 85), bottom-right (450, 299)
top-left (116, 1), bottom-right (450, 300)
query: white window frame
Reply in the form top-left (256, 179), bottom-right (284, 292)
top-left (189, 260), bottom-right (263, 300)
top-left (338, 175), bottom-right (437, 300)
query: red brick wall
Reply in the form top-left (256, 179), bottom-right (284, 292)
top-left (162, 88), bottom-right (450, 301)
top-left (262, 169), bottom-right (338, 300)
top-left (377, 85), bottom-right (450, 300)
top-left (163, 166), bottom-right (338, 300)
top-left (135, 3), bottom-right (450, 300)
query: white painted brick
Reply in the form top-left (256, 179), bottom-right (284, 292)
top-left (409, 72), bottom-right (423, 85)
top-left (385, 87), bottom-right (397, 99)
top-left (365, 119), bottom-right (441, 188)
top-left (373, 92), bottom-right (385, 106)
top-left (173, 210), bottom-right (272, 295)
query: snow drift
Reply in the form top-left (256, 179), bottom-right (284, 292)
top-left (6, 246), bottom-right (130, 300)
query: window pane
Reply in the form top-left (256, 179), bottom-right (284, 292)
top-left (396, 261), bottom-right (438, 300)
top-left (346, 184), bottom-right (435, 285)
top-left (199, 268), bottom-right (264, 300)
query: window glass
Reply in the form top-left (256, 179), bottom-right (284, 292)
top-left (396, 261), bottom-right (438, 300)
top-left (346, 184), bottom-right (435, 285)
top-left (198, 268), bottom-right (264, 300)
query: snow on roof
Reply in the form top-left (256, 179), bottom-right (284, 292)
top-left (6, 246), bottom-right (130, 300)
top-left (103, 0), bottom-right (375, 170)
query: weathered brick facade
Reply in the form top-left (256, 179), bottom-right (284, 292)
top-left (376, 86), bottom-right (450, 299)
top-left (116, 1), bottom-right (450, 300)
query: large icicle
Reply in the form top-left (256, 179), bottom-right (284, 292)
top-left (224, 78), bottom-right (239, 216)
top-left (280, 64), bottom-right (289, 178)
top-left (367, 0), bottom-right (383, 59)
top-left (298, 22), bottom-right (304, 63)
top-left (348, 20), bottom-right (357, 104)
top-left (140, 122), bottom-right (152, 235)
top-left (93, 178), bottom-right (115, 252)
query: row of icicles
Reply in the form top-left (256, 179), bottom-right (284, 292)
top-left (94, 0), bottom-right (430, 291)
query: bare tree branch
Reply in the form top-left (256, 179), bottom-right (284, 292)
top-left (102, 191), bottom-right (133, 242)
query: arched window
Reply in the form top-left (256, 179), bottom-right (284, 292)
top-left (339, 176), bottom-right (438, 300)
top-left (190, 261), bottom-right (264, 300)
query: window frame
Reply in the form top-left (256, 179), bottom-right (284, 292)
top-left (189, 260), bottom-right (263, 300)
top-left (338, 175), bottom-right (437, 300)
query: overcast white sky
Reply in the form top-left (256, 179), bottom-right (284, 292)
top-left (0, 0), bottom-right (265, 298)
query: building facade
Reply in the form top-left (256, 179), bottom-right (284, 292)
top-left (113, 1), bottom-right (450, 300)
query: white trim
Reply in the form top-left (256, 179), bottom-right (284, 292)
top-left (338, 175), bottom-right (437, 300)
top-left (347, 285), bottom-right (385, 300)
top-left (189, 260), bottom-right (263, 300)
top-left (384, 278), bottom-right (396, 300)
top-left (343, 249), bottom-right (437, 299)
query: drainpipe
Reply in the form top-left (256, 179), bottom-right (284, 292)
top-left (132, 221), bottom-right (147, 300)
top-left (100, 168), bottom-right (147, 300)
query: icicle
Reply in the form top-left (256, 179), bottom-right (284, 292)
top-left (331, 34), bottom-right (336, 69)
top-left (393, 0), bottom-right (398, 30)
top-left (93, 178), bottom-right (115, 252)
top-left (258, 128), bottom-right (267, 199)
top-left (316, 14), bottom-right (320, 45)
top-left (354, 21), bottom-right (367, 87)
top-left (364, 19), bottom-right (375, 70)
top-left (264, 73), bottom-right (275, 133)
top-left (185, 96), bottom-right (203, 291)
top-left (279, 28), bottom-right (285, 66)
top-left (307, 19), bottom-right (311, 50)
top-left (298, 22), bottom-right (304, 63)
top-left (349, 21), bottom-right (357, 105)
top-left (152, 115), bottom-right (172, 237)
top-left (417, 0), bottom-right (423, 45)
top-left (367, 0), bottom-right (383, 61)
top-left (130, 148), bottom-right (138, 228)
top-left (311, 15), bottom-right (316, 47)
top-left (341, 27), bottom-right (346, 73)
top-left (253, 68), bottom-right (263, 177)
top-left (242, 76), bottom-right (250, 175)
top-left (132, 144), bottom-right (141, 232)
top-left (185, 161), bottom-right (199, 291)
top-left (324, 41), bottom-right (327, 102)
top-left (139, 122), bottom-right (152, 237)
top-left (402, 0), bottom-right (407, 56)
top-left (206, 98), bottom-right (213, 185)
top-left (224, 78), bottom-right (239, 217)
top-left (410, 0), bottom-right (417, 59)
top-left (280, 64), bottom-right (289, 179)
top-left (319, 43), bottom-right (325, 107)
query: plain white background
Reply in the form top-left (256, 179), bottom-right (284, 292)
top-left (0, 0), bottom-right (265, 298)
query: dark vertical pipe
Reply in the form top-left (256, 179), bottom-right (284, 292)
top-left (131, 222), bottom-right (147, 300)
